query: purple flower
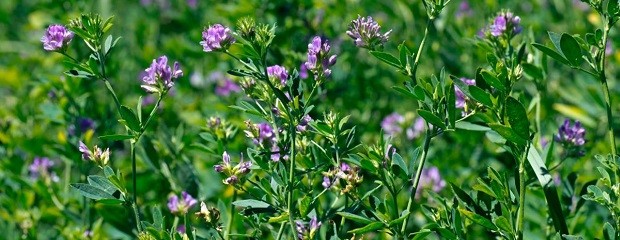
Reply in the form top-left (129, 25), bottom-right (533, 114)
top-left (200, 24), bottom-right (235, 52)
top-left (456, 1), bottom-right (472, 18)
top-left (455, 78), bottom-right (476, 109)
top-left (296, 217), bottom-right (321, 240)
top-left (141, 56), bottom-right (183, 93)
top-left (297, 114), bottom-right (313, 132)
top-left (416, 166), bottom-right (446, 199)
top-left (322, 176), bottom-right (332, 188)
top-left (304, 36), bottom-right (337, 80)
top-left (29, 157), bottom-right (58, 182)
top-left (41, 24), bottom-right (74, 51)
top-left (79, 141), bottom-right (91, 160)
top-left (167, 191), bottom-right (197, 215)
top-left (215, 79), bottom-right (241, 96)
top-left (257, 123), bottom-right (275, 142)
top-left (215, 151), bottom-right (252, 185)
top-left (406, 117), bottom-right (426, 140)
top-left (488, 11), bottom-right (522, 37)
top-left (299, 64), bottom-right (309, 79)
top-left (78, 141), bottom-right (110, 167)
top-left (267, 65), bottom-right (289, 86)
top-left (381, 112), bottom-right (405, 137)
top-left (555, 119), bottom-right (586, 147)
top-left (346, 15), bottom-right (392, 49)
top-left (68, 117), bottom-right (95, 136)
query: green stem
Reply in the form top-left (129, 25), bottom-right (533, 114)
top-left (516, 145), bottom-right (529, 240)
top-left (138, 94), bottom-right (163, 138)
top-left (130, 141), bottom-right (142, 232)
top-left (286, 126), bottom-right (298, 240)
top-left (600, 24), bottom-right (617, 156)
top-left (410, 19), bottom-right (433, 81)
top-left (400, 128), bottom-right (433, 235)
top-left (103, 80), bottom-right (122, 114)
top-left (276, 222), bottom-right (286, 240)
top-left (226, 190), bottom-right (237, 239)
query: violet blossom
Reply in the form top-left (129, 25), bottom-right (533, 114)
top-left (167, 191), bottom-right (198, 215)
top-left (141, 56), bottom-right (183, 93)
top-left (200, 24), bottom-right (235, 52)
top-left (41, 24), bottom-right (74, 51)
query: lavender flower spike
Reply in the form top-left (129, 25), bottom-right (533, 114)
top-left (141, 56), bottom-right (183, 93)
top-left (41, 24), bottom-right (74, 51)
top-left (555, 119), bottom-right (586, 147)
top-left (488, 11), bottom-right (522, 37)
top-left (346, 15), bottom-right (392, 50)
top-left (201, 24), bottom-right (235, 52)
top-left (167, 191), bottom-right (198, 215)
top-left (267, 65), bottom-right (289, 86)
top-left (304, 36), bottom-right (337, 80)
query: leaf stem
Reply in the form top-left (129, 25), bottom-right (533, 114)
top-left (516, 144), bottom-right (530, 240)
top-left (130, 140), bottom-right (142, 232)
top-left (410, 19), bottom-right (433, 81)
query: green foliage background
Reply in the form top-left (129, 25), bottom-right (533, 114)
top-left (0, 0), bottom-right (618, 239)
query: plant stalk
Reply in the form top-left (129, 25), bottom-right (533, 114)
top-left (600, 24), bottom-right (617, 156)
top-left (400, 128), bottom-right (433, 235)
top-left (516, 147), bottom-right (528, 240)
top-left (287, 126), bottom-right (298, 240)
top-left (130, 141), bottom-right (142, 232)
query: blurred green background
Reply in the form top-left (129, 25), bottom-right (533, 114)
top-left (1, 0), bottom-right (619, 238)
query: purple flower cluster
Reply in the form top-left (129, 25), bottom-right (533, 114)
top-left (200, 24), bottom-right (235, 52)
top-left (29, 157), bottom-right (59, 182)
top-left (415, 166), bottom-right (446, 199)
top-left (381, 112), bottom-right (405, 137)
top-left (78, 141), bottom-right (110, 167)
top-left (214, 151), bottom-right (252, 185)
top-left (487, 11), bottom-right (522, 37)
top-left (322, 162), bottom-right (362, 194)
top-left (295, 216), bottom-right (321, 240)
top-left (167, 191), bottom-right (198, 215)
top-left (555, 119), bottom-right (586, 154)
top-left (346, 15), bottom-right (392, 50)
top-left (455, 77), bottom-right (476, 109)
top-left (141, 56), bottom-right (183, 93)
top-left (41, 24), bottom-right (74, 51)
top-left (304, 36), bottom-right (337, 80)
top-left (267, 65), bottom-right (289, 86)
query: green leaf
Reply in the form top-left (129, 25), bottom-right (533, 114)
top-left (336, 212), bottom-right (373, 225)
top-left (120, 105), bottom-right (141, 132)
top-left (87, 175), bottom-right (119, 195)
top-left (488, 124), bottom-right (527, 146)
top-left (99, 134), bottom-right (134, 141)
top-left (603, 222), bottom-right (616, 240)
top-left (152, 205), bottom-right (163, 230)
top-left (417, 109), bottom-right (446, 129)
top-left (609, 0), bottom-right (620, 16)
top-left (391, 152), bottom-right (409, 177)
top-left (369, 51), bottom-right (402, 69)
top-left (458, 207), bottom-right (497, 231)
top-left (527, 145), bottom-right (569, 235)
top-left (480, 70), bottom-right (506, 93)
top-left (347, 221), bottom-right (385, 234)
top-left (232, 199), bottom-right (270, 208)
top-left (560, 34), bottom-right (583, 66)
top-left (532, 43), bottom-right (569, 65)
top-left (70, 183), bottom-right (115, 200)
top-left (455, 121), bottom-right (490, 131)
top-left (468, 86), bottom-right (494, 108)
top-left (393, 86), bottom-right (421, 101)
top-left (450, 183), bottom-right (483, 214)
top-left (398, 43), bottom-right (411, 70)
top-left (505, 97), bottom-right (530, 140)
top-left (493, 216), bottom-right (514, 235)
top-left (388, 211), bottom-right (410, 227)
top-left (522, 63), bottom-right (544, 80)
top-left (104, 35), bottom-right (113, 56)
